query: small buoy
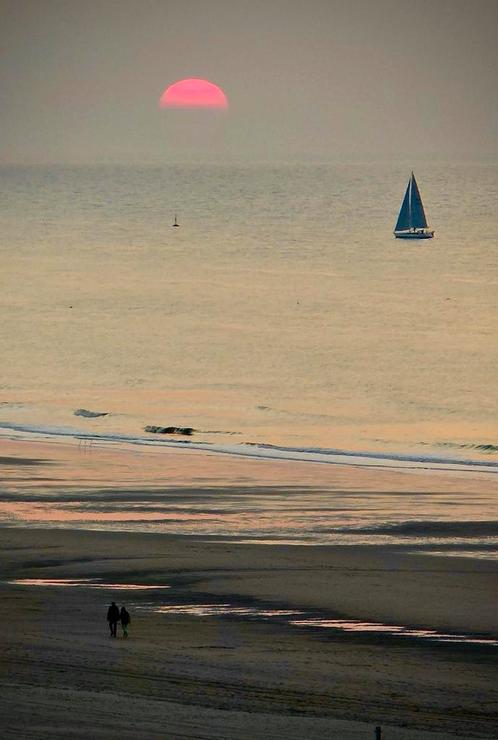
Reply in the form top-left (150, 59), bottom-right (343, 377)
top-left (173, 214), bottom-right (179, 227)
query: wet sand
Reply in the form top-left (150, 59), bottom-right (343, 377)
top-left (1, 437), bottom-right (498, 738)
top-left (1, 526), bottom-right (498, 739)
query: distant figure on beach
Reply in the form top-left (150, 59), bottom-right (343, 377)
top-left (107, 601), bottom-right (120, 637)
top-left (120, 606), bottom-right (131, 638)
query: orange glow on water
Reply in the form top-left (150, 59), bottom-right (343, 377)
top-left (159, 78), bottom-right (228, 109)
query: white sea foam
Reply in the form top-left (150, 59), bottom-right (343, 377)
top-left (1, 420), bottom-right (498, 474)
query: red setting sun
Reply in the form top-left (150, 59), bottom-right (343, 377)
top-left (159, 78), bottom-right (228, 109)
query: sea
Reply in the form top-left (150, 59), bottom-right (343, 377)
top-left (1, 162), bottom-right (498, 548)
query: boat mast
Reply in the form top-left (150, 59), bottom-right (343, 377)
top-left (408, 172), bottom-right (413, 229)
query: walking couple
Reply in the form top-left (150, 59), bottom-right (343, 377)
top-left (107, 602), bottom-right (131, 638)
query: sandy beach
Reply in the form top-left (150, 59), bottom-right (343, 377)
top-left (1, 477), bottom-right (498, 740)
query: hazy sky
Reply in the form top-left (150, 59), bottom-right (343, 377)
top-left (1, 0), bottom-right (497, 163)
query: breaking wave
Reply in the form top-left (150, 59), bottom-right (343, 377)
top-left (1, 420), bottom-right (498, 474)
top-left (422, 441), bottom-right (498, 454)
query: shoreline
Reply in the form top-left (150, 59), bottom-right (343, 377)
top-left (2, 423), bottom-right (498, 475)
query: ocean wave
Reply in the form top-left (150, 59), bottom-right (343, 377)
top-left (1, 421), bottom-right (498, 474)
top-left (145, 425), bottom-right (195, 436)
top-left (245, 441), bottom-right (498, 470)
top-left (422, 441), bottom-right (498, 454)
top-left (474, 445), bottom-right (498, 453)
top-left (74, 409), bottom-right (109, 418)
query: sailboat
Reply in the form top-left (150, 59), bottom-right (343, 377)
top-left (394, 172), bottom-right (434, 239)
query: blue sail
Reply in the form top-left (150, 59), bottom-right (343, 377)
top-left (409, 173), bottom-right (428, 229)
top-left (395, 179), bottom-right (411, 231)
top-left (394, 172), bottom-right (428, 232)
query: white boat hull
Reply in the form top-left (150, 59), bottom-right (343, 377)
top-left (394, 229), bottom-right (434, 240)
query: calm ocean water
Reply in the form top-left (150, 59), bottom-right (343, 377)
top-left (1, 162), bottom-right (498, 465)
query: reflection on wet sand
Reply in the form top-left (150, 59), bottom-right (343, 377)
top-left (8, 578), bottom-right (170, 591)
top-left (141, 602), bottom-right (498, 648)
top-left (289, 618), bottom-right (498, 646)
top-left (6, 575), bottom-right (498, 648)
top-left (150, 604), bottom-right (302, 618)
top-left (2, 436), bottom-right (498, 553)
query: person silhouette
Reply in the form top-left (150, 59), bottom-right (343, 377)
top-left (107, 601), bottom-right (120, 637)
top-left (120, 606), bottom-right (131, 638)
